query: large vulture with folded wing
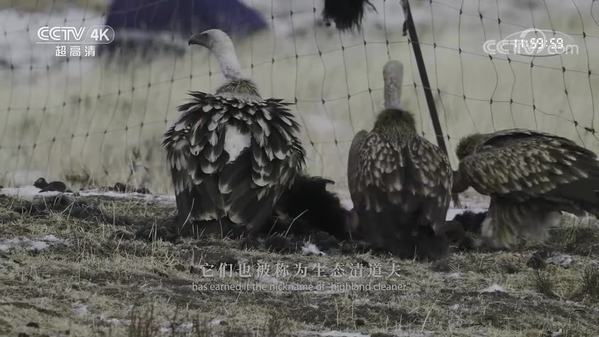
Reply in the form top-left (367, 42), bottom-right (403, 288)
top-left (347, 60), bottom-right (452, 259)
top-left (453, 129), bottom-right (599, 246)
top-left (163, 29), bottom-right (305, 236)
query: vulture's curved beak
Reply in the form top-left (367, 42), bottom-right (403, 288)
top-left (188, 33), bottom-right (207, 46)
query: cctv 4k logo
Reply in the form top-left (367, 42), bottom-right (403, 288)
top-left (35, 25), bottom-right (115, 44)
top-left (34, 25), bottom-right (115, 57)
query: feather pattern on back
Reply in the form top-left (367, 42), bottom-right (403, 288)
top-left (348, 109), bottom-right (452, 259)
top-left (163, 90), bottom-right (305, 233)
top-left (455, 128), bottom-right (599, 246)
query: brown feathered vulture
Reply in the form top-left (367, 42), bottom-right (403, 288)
top-left (453, 129), bottom-right (599, 246)
top-left (163, 29), bottom-right (305, 236)
top-left (322, 0), bottom-right (375, 31)
top-left (347, 60), bottom-right (452, 259)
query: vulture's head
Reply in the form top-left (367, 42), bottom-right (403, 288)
top-left (456, 133), bottom-right (486, 159)
top-left (188, 29), bottom-right (242, 81)
top-left (189, 29), bottom-right (228, 49)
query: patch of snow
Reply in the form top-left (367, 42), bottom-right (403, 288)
top-left (392, 331), bottom-right (434, 337)
top-left (0, 186), bottom-right (46, 201)
top-left (41, 234), bottom-right (61, 242)
top-left (160, 322), bottom-right (193, 334)
top-left (298, 331), bottom-right (370, 337)
top-left (72, 303), bottom-right (89, 317)
top-left (79, 189), bottom-right (175, 204)
top-left (446, 207), bottom-right (488, 221)
top-left (446, 272), bottom-right (462, 279)
top-left (1, 186), bottom-right (177, 205)
top-left (302, 242), bottom-right (325, 256)
top-left (256, 274), bottom-right (281, 285)
top-left (480, 283), bottom-right (507, 294)
top-left (209, 318), bottom-right (226, 326)
top-left (102, 317), bottom-right (129, 326)
top-left (0, 235), bottom-right (66, 252)
top-left (547, 254), bottom-right (574, 268)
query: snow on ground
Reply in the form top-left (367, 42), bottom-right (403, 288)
top-left (0, 186), bottom-right (61, 201)
top-left (446, 190), bottom-right (489, 220)
top-left (0, 186), bottom-right (175, 204)
top-left (0, 234), bottom-right (66, 252)
top-left (78, 189), bottom-right (175, 204)
top-left (546, 254), bottom-right (574, 268)
top-left (480, 283), bottom-right (507, 294)
top-left (302, 242), bottom-right (326, 256)
top-left (298, 331), bottom-right (370, 337)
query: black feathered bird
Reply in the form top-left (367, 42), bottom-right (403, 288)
top-left (453, 129), bottom-right (599, 246)
top-left (163, 29), bottom-right (305, 236)
top-left (322, 0), bottom-right (375, 31)
top-left (347, 60), bottom-right (452, 260)
top-left (269, 175), bottom-right (351, 239)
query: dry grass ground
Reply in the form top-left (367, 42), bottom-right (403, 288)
top-left (2, 0), bottom-right (599, 198)
top-left (0, 192), bottom-right (598, 337)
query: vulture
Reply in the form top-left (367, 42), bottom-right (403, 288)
top-left (322, 0), bottom-right (375, 31)
top-left (347, 60), bottom-right (452, 259)
top-left (163, 29), bottom-right (305, 237)
top-left (453, 129), bottom-right (599, 246)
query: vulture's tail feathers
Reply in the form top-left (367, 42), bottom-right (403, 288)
top-left (484, 199), bottom-right (560, 247)
top-left (220, 150), bottom-right (277, 233)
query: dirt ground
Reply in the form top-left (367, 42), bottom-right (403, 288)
top-left (0, 192), bottom-right (598, 337)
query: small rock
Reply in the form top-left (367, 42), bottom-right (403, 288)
top-left (480, 283), bottom-right (507, 294)
top-left (25, 322), bottom-right (39, 328)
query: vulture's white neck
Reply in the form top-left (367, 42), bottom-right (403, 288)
top-left (383, 61), bottom-right (403, 110)
top-left (209, 34), bottom-right (243, 81)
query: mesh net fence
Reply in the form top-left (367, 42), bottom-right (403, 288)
top-left (1, 0), bottom-right (598, 199)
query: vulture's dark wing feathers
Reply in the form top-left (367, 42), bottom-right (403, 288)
top-left (461, 129), bottom-right (599, 202)
top-left (349, 132), bottom-right (451, 220)
top-left (163, 92), bottom-right (305, 232)
top-left (459, 129), bottom-right (599, 245)
top-left (348, 130), bottom-right (452, 258)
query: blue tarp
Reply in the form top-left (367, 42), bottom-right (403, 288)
top-left (103, 0), bottom-right (267, 54)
